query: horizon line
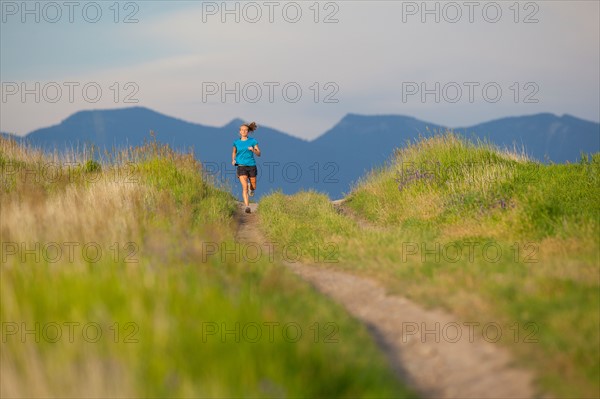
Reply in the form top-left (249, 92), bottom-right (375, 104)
top-left (3, 105), bottom-right (599, 141)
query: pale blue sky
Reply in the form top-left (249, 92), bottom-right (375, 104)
top-left (1, 1), bottom-right (599, 139)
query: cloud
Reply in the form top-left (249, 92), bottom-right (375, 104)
top-left (1, 1), bottom-right (598, 138)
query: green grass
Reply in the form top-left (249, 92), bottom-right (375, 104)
top-left (1, 137), bottom-right (413, 398)
top-left (258, 133), bottom-right (600, 398)
top-left (3, 254), bottom-right (410, 397)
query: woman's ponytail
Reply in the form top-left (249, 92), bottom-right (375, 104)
top-left (244, 122), bottom-right (258, 132)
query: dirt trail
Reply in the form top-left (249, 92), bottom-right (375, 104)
top-left (234, 201), bottom-right (538, 399)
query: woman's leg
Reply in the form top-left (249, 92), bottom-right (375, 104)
top-left (239, 175), bottom-right (249, 207)
top-left (249, 166), bottom-right (258, 193)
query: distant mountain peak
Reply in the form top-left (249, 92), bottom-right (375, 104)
top-left (224, 118), bottom-right (245, 128)
top-left (13, 107), bottom-right (599, 171)
top-left (62, 106), bottom-right (159, 122)
top-left (340, 113), bottom-right (418, 122)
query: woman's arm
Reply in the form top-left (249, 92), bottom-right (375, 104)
top-left (232, 146), bottom-right (237, 165)
top-left (252, 145), bottom-right (261, 157)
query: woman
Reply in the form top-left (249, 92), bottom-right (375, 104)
top-left (231, 122), bottom-right (260, 213)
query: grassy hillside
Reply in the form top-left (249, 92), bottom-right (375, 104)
top-left (258, 133), bottom-right (600, 398)
top-left (0, 137), bottom-right (413, 398)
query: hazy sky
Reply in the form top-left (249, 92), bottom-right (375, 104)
top-left (1, 1), bottom-right (599, 140)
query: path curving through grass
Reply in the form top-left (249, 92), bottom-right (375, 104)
top-left (235, 201), bottom-right (538, 399)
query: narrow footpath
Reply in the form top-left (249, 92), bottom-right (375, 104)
top-left (234, 202), bottom-right (538, 399)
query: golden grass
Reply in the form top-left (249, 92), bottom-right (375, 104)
top-left (2, 179), bottom-right (149, 243)
top-left (1, 138), bottom-right (168, 395)
top-left (1, 346), bottom-right (135, 398)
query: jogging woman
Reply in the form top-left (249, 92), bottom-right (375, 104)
top-left (232, 122), bottom-right (260, 213)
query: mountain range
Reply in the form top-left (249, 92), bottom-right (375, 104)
top-left (3, 107), bottom-right (599, 199)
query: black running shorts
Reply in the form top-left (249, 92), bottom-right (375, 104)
top-left (236, 165), bottom-right (258, 178)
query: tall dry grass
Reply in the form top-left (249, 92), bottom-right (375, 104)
top-left (1, 136), bottom-right (411, 398)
